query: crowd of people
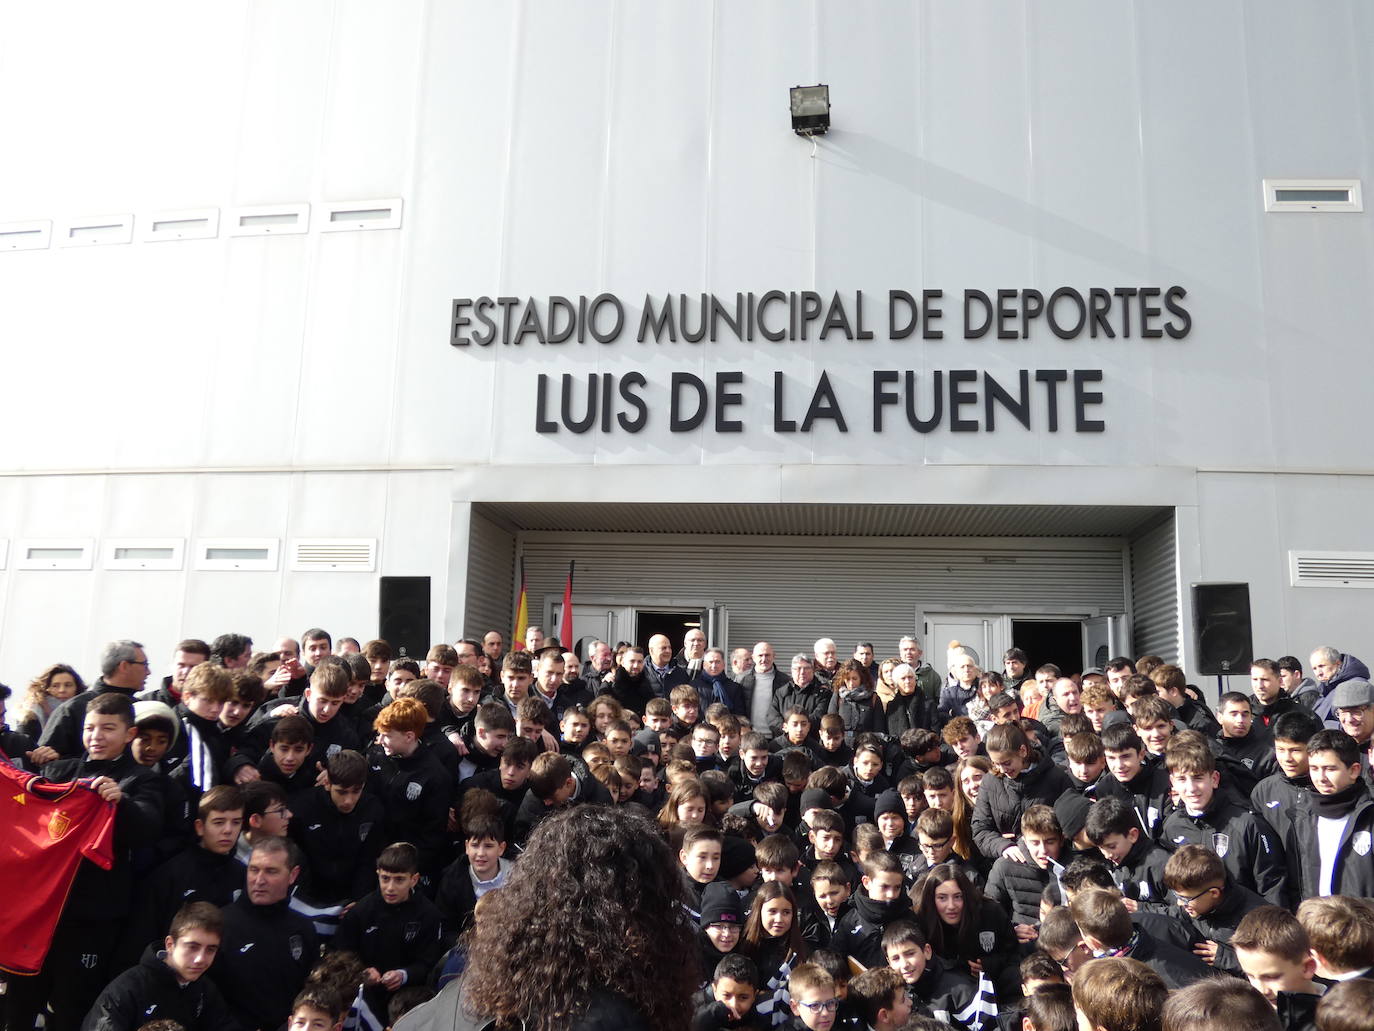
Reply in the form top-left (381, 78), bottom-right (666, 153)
top-left (3, 623), bottom-right (1374, 1031)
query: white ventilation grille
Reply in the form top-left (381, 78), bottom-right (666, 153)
top-left (289, 538), bottom-right (376, 572)
top-left (1290, 550), bottom-right (1374, 588)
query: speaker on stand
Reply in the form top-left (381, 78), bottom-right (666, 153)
top-left (379, 576), bottom-right (431, 661)
top-left (1192, 582), bottom-right (1253, 699)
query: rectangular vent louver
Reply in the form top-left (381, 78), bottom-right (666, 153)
top-left (1290, 550), bottom-right (1374, 588)
top-left (289, 538), bottom-right (376, 572)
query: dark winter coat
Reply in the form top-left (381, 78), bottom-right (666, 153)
top-left (1250, 770), bottom-right (1312, 844)
top-left (970, 761), bottom-right (1073, 861)
top-left (1289, 783), bottom-right (1374, 900)
top-left (1108, 833), bottom-right (1173, 911)
top-left (1312, 653), bottom-right (1372, 723)
top-left (1118, 929), bottom-right (1210, 989)
top-left (831, 888), bottom-right (915, 969)
top-left (983, 843), bottom-right (1055, 926)
top-left (937, 682), bottom-right (978, 724)
top-left (210, 895), bottom-right (319, 1031)
top-left (335, 889), bottom-right (444, 1015)
top-left (38, 680), bottom-right (137, 759)
top-left (366, 741), bottom-right (454, 875)
top-left (288, 784), bottom-right (387, 906)
top-left (1168, 877), bottom-right (1268, 977)
top-left (830, 685), bottom-right (878, 740)
top-left (82, 946), bottom-right (240, 1031)
top-left (767, 680), bottom-right (834, 739)
top-left (1160, 794), bottom-right (1287, 906)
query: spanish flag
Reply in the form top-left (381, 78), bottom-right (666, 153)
top-left (560, 560), bottom-right (575, 648)
top-left (512, 556), bottom-right (529, 650)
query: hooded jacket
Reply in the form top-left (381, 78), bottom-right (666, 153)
top-left (82, 945), bottom-right (240, 1031)
top-left (970, 761), bottom-right (1073, 862)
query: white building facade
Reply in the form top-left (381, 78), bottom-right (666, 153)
top-left (1, 2), bottom-right (1371, 686)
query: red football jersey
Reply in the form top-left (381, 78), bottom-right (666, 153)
top-left (0, 759), bottom-right (116, 974)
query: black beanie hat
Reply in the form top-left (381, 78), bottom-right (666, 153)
top-left (1054, 792), bottom-right (1092, 843)
top-left (718, 835), bottom-right (757, 881)
top-left (800, 788), bottom-right (834, 815)
top-left (873, 789), bottom-right (905, 819)
top-left (700, 880), bottom-right (745, 926)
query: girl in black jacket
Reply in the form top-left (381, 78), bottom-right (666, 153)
top-left (913, 862), bottom-right (1020, 1003)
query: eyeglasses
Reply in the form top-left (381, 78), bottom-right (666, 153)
top-left (797, 999), bottom-right (840, 1014)
top-left (1049, 942), bottom-right (1087, 966)
top-left (1173, 886), bottom-right (1219, 905)
top-left (919, 838), bottom-right (951, 852)
top-left (264, 807), bottom-right (291, 818)
top-left (126, 658), bottom-right (150, 667)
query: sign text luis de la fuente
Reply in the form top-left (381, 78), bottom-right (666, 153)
top-left (449, 288), bottom-right (1191, 435)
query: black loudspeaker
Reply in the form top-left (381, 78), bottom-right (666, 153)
top-left (379, 576), bottom-right (431, 661)
top-left (1192, 582), bottom-right (1253, 676)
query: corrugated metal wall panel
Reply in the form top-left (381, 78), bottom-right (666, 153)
top-left (518, 537), bottom-right (1127, 660)
top-left (464, 512), bottom-right (516, 639)
top-left (1130, 515), bottom-right (1179, 662)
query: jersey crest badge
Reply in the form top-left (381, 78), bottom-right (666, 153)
top-left (48, 809), bottom-right (71, 841)
top-left (979, 931), bottom-right (995, 952)
top-left (359, 822), bottom-right (373, 840)
top-left (327, 744), bottom-right (342, 758)
top-left (1211, 833), bottom-right (1229, 858)
top-left (1354, 831), bottom-right (1372, 857)
top-left (288, 933), bottom-right (304, 961)
top-left (80, 954), bottom-right (99, 969)
top-left (1241, 757), bottom-right (1254, 769)
top-left (404, 921), bottom-right (420, 943)
top-left (405, 782), bottom-right (422, 801)
top-left (1139, 880), bottom-right (1152, 899)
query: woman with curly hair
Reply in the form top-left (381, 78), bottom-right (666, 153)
top-left (398, 805), bottom-right (697, 1031)
top-left (16, 663), bottom-right (85, 739)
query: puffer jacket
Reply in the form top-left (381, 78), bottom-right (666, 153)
top-left (970, 760), bottom-right (1073, 862)
top-left (983, 840), bottom-right (1055, 926)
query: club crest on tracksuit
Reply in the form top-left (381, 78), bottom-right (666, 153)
top-left (1211, 833), bottom-right (1229, 858)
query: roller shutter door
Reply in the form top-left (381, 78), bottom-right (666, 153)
top-left (518, 535), bottom-right (1127, 660)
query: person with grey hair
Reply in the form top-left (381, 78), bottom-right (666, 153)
top-left (813, 637), bottom-right (839, 686)
top-left (38, 639), bottom-right (150, 759)
top-left (765, 653), bottom-right (830, 737)
top-left (897, 635), bottom-right (942, 704)
top-left (1310, 644), bottom-right (1371, 723)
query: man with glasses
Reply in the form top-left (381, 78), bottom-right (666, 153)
top-left (39, 639), bottom-right (152, 759)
